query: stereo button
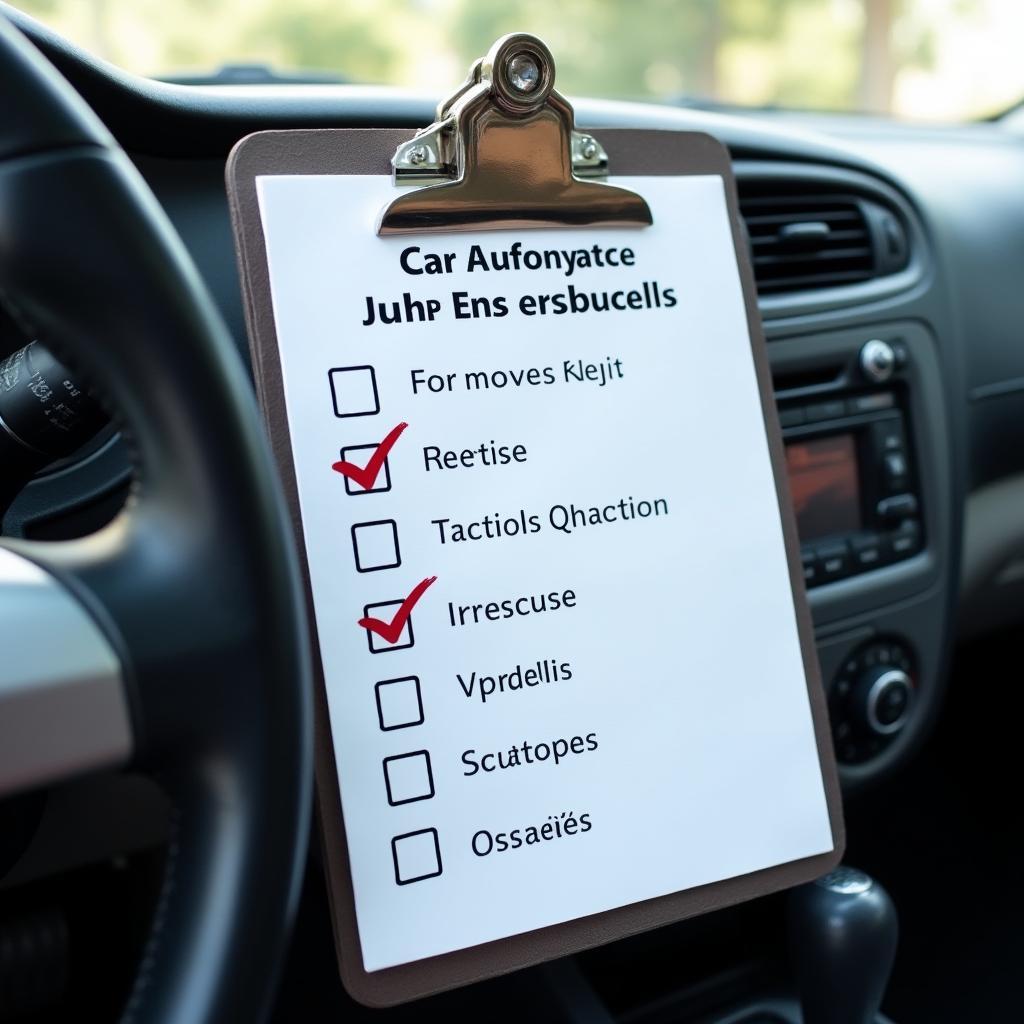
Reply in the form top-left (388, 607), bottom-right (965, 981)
top-left (848, 392), bottom-right (895, 414)
top-left (805, 400), bottom-right (846, 423)
top-left (873, 418), bottom-right (906, 452)
top-left (860, 339), bottom-right (897, 383)
top-left (890, 520), bottom-right (922, 558)
top-left (877, 493), bottom-right (918, 521)
top-left (801, 548), bottom-right (820, 587)
top-left (815, 541), bottom-right (851, 581)
top-left (883, 451), bottom-right (909, 490)
top-left (850, 533), bottom-right (885, 569)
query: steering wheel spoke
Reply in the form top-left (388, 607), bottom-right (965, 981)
top-left (1, 506), bottom-right (240, 771)
top-left (0, 543), bottom-right (131, 797)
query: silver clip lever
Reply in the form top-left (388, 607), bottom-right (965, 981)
top-left (379, 33), bottom-right (651, 235)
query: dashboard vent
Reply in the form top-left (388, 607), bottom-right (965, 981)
top-left (738, 184), bottom-right (910, 296)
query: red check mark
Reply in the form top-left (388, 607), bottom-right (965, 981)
top-left (359, 576), bottom-right (437, 645)
top-left (332, 421), bottom-right (408, 491)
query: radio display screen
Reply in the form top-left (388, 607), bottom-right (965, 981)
top-left (785, 434), bottom-right (862, 542)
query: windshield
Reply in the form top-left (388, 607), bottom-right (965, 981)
top-left (15, 0), bottom-right (1024, 120)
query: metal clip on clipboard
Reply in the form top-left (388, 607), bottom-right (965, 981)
top-left (377, 33), bottom-right (653, 236)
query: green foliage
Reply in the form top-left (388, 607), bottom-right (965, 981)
top-left (452, 0), bottom-right (721, 98)
top-left (10, 0), bottom-right (1024, 119)
top-left (9, 0), bottom-right (864, 104)
top-left (241, 1), bottom-right (400, 81)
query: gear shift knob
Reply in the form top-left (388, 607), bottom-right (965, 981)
top-left (788, 866), bottom-right (898, 1024)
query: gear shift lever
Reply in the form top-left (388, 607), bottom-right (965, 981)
top-left (788, 866), bottom-right (898, 1024)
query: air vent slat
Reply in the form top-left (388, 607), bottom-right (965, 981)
top-left (743, 210), bottom-right (862, 227)
top-left (756, 268), bottom-right (875, 291)
top-left (738, 182), bottom-right (910, 296)
top-left (753, 247), bottom-right (873, 268)
top-left (750, 229), bottom-right (865, 247)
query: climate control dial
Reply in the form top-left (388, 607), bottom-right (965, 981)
top-left (831, 640), bottom-right (916, 764)
top-left (857, 666), bottom-right (913, 736)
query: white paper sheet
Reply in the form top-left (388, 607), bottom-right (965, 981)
top-left (256, 174), bottom-right (833, 972)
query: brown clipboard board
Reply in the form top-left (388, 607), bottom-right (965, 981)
top-left (226, 32), bottom-right (844, 1008)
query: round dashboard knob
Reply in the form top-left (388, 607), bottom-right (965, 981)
top-left (859, 338), bottom-right (896, 383)
top-left (857, 666), bottom-right (913, 736)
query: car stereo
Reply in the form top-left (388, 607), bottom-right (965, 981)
top-left (780, 390), bottom-right (922, 587)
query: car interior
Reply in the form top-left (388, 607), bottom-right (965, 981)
top-left (1, 2), bottom-right (1023, 1021)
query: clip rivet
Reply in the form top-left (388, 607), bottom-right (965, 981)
top-left (507, 53), bottom-right (541, 94)
top-left (408, 144), bottom-right (429, 166)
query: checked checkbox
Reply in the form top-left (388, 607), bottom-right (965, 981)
top-left (332, 422), bottom-right (406, 495)
top-left (351, 519), bottom-right (401, 573)
top-left (361, 598), bottom-right (414, 652)
top-left (338, 442), bottom-right (392, 495)
top-left (358, 576), bottom-right (435, 652)
top-left (328, 365), bottom-right (380, 418)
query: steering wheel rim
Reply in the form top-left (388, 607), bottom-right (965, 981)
top-left (0, 14), bottom-right (312, 1024)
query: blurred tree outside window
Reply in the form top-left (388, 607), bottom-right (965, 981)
top-left (14, 0), bottom-right (1024, 120)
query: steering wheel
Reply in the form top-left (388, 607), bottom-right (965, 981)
top-left (0, 14), bottom-right (312, 1024)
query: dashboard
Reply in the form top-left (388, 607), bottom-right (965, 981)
top-left (4, 11), bottom-right (1024, 1022)
top-left (4, 3), bottom-right (1024, 917)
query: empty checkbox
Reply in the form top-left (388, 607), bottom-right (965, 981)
top-left (329, 365), bottom-right (380, 418)
top-left (375, 676), bottom-right (424, 731)
top-left (383, 750), bottom-right (434, 806)
top-left (391, 827), bottom-right (442, 885)
top-left (351, 520), bottom-right (401, 573)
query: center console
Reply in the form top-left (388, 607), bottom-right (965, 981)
top-left (768, 320), bottom-right (953, 786)
top-left (778, 341), bottom-right (923, 766)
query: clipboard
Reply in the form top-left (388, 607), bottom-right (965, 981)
top-left (227, 33), bottom-right (844, 1007)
